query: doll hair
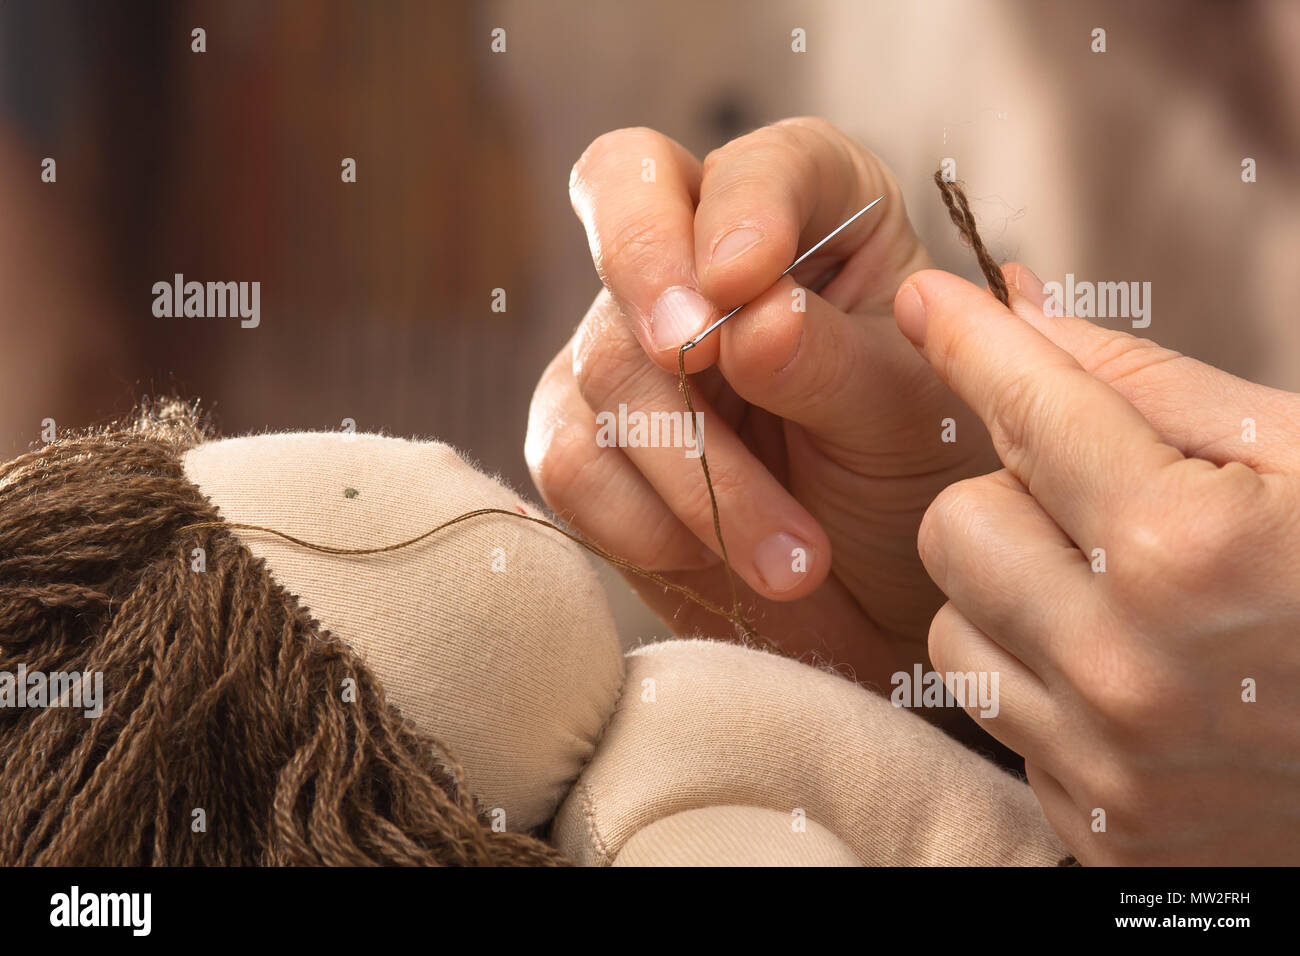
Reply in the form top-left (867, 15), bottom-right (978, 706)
top-left (0, 401), bottom-right (566, 865)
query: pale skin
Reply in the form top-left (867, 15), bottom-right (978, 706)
top-left (525, 117), bottom-right (1300, 864)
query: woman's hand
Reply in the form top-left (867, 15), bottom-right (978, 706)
top-left (903, 264), bottom-right (1300, 864)
top-left (527, 119), bottom-right (996, 684)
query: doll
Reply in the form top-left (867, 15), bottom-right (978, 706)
top-left (0, 401), bottom-right (1066, 866)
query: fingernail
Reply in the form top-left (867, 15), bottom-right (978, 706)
top-left (650, 286), bottom-right (712, 351)
top-left (1014, 264), bottom-right (1050, 312)
top-left (895, 283), bottom-right (927, 348)
top-left (711, 227), bottom-right (764, 266)
top-left (754, 531), bottom-right (814, 594)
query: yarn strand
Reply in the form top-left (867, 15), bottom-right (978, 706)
top-left (933, 169), bottom-right (1009, 306)
top-left (183, 506), bottom-right (757, 641)
top-left (181, 356), bottom-right (766, 647)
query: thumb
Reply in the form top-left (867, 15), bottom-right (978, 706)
top-left (1003, 262), bottom-right (1300, 473)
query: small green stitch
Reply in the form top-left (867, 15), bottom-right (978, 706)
top-left (343, 487), bottom-right (359, 499)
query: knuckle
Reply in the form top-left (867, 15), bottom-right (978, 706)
top-left (774, 115), bottom-right (880, 189)
top-left (1074, 330), bottom-right (1186, 393)
top-left (571, 329), bottom-right (655, 413)
top-left (700, 141), bottom-right (733, 177)
top-left (986, 371), bottom-right (1044, 474)
top-left (1067, 639), bottom-right (1167, 730)
top-left (925, 603), bottom-right (964, 673)
top-left (772, 114), bottom-right (839, 144)
top-left (918, 478), bottom-right (977, 564)
top-left (1106, 464), bottom-right (1267, 606)
top-left (599, 207), bottom-right (670, 277)
top-left (703, 122), bottom-right (811, 179)
top-left (525, 415), bottom-right (595, 511)
top-left (1104, 508), bottom-right (1184, 601)
top-left (571, 126), bottom-right (661, 189)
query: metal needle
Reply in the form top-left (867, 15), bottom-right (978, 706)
top-left (679, 194), bottom-right (886, 352)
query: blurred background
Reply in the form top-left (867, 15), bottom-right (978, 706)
top-left (2, 0), bottom-right (1298, 642)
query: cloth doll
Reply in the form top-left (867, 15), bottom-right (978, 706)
top-left (0, 401), bottom-right (1067, 865)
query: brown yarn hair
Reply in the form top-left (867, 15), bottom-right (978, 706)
top-left (933, 169), bottom-right (1010, 307)
top-left (0, 401), bottom-right (567, 865)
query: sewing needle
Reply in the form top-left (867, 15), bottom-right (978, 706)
top-left (680, 194), bottom-right (886, 352)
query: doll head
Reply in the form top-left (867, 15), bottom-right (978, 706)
top-left (0, 401), bottom-right (621, 864)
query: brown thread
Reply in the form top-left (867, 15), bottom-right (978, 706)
top-left (677, 344), bottom-right (760, 643)
top-left (178, 352), bottom-right (768, 650)
top-left (182, 505), bottom-right (760, 645)
top-left (933, 169), bottom-right (1009, 306)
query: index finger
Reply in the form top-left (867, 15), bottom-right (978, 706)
top-left (895, 269), bottom-right (1184, 549)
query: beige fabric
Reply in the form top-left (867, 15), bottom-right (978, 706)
top-left (612, 805), bottom-right (862, 867)
top-left (183, 432), bottom-right (624, 831)
top-left (556, 639), bottom-right (1067, 866)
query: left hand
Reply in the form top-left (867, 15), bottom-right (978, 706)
top-left (530, 120), bottom-right (995, 688)
top-left (898, 263), bottom-right (1300, 865)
